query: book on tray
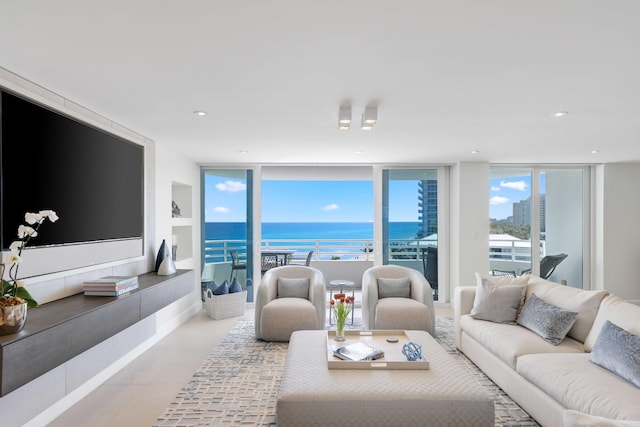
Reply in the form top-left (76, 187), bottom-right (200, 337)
top-left (333, 342), bottom-right (385, 361)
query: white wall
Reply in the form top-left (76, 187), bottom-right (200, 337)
top-left (451, 162), bottom-right (490, 290)
top-left (595, 163), bottom-right (640, 301)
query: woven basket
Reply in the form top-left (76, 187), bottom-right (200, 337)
top-left (204, 290), bottom-right (247, 320)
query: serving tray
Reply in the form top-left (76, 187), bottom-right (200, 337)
top-left (326, 330), bottom-right (430, 370)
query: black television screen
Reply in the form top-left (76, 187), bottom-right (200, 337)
top-left (0, 90), bottom-right (144, 250)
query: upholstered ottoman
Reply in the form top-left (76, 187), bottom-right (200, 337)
top-left (277, 330), bottom-right (494, 426)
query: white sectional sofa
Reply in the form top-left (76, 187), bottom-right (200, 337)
top-left (454, 274), bottom-right (640, 427)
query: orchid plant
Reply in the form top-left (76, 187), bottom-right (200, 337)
top-left (1, 210), bottom-right (59, 308)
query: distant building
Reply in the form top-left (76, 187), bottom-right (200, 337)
top-left (417, 180), bottom-right (437, 238)
top-left (512, 195), bottom-right (545, 231)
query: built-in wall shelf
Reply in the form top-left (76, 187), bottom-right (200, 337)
top-left (0, 269), bottom-right (194, 397)
top-left (171, 181), bottom-right (193, 262)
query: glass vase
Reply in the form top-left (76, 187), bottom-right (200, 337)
top-left (335, 317), bottom-right (346, 341)
top-left (0, 300), bottom-right (28, 335)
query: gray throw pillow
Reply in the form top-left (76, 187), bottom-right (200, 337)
top-left (277, 277), bottom-right (310, 299)
top-left (377, 277), bottom-right (411, 298)
top-left (517, 293), bottom-right (578, 345)
top-left (589, 320), bottom-right (640, 388)
top-left (470, 280), bottom-right (524, 323)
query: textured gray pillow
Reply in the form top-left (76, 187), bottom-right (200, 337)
top-left (589, 320), bottom-right (640, 388)
top-left (277, 277), bottom-right (310, 299)
top-left (470, 280), bottom-right (524, 323)
top-left (517, 293), bottom-right (578, 345)
top-left (377, 277), bottom-right (411, 298)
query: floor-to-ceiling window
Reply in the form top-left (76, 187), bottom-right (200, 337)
top-left (489, 166), bottom-right (588, 288)
top-left (201, 169), bottom-right (254, 301)
top-left (382, 168), bottom-right (440, 300)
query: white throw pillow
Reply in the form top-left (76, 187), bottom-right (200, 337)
top-left (470, 280), bottom-right (524, 323)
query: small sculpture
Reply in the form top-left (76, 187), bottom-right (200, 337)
top-left (171, 200), bottom-right (181, 217)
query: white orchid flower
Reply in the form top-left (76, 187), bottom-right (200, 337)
top-left (17, 225), bottom-right (37, 239)
top-left (39, 210), bottom-right (59, 222)
top-left (25, 212), bottom-right (43, 225)
top-left (5, 252), bottom-right (21, 264)
top-left (9, 241), bottom-right (24, 251)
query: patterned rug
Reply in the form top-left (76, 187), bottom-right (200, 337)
top-left (154, 315), bottom-right (540, 426)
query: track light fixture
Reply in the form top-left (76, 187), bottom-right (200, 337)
top-left (360, 105), bottom-right (377, 130)
top-left (338, 103), bottom-right (378, 131)
top-left (338, 105), bottom-right (352, 130)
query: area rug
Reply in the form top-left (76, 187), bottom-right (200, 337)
top-left (154, 316), bottom-right (540, 426)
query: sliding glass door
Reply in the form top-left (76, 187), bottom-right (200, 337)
top-left (201, 169), bottom-right (254, 301)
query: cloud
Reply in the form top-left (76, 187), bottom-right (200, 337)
top-left (491, 186), bottom-right (501, 192)
top-left (215, 181), bottom-right (246, 192)
top-left (322, 203), bottom-right (339, 211)
top-left (212, 206), bottom-right (229, 213)
top-left (490, 196), bottom-right (510, 205)
top-left (500, 180), bottom-right (527, 191)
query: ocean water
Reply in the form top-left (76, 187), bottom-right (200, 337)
top-left (206, 222), bottom-right (422, 241)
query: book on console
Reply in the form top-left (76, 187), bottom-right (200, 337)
top-left (333, 342), bottom-right (385, 361)
top-left (83, 275), bottom-right (138, 288)
top-left (84, 283), bottom-right (139, 296)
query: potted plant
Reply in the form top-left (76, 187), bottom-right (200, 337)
top-left (1, 210), bottom-right (58, 335)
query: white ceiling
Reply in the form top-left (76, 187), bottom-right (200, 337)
top-left (2, 0), bottom-right (640, 165)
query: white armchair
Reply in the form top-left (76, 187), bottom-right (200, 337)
top-left (362, 265), bottom-right (436, 336)
top-left (255, 265), bottom-right (326, 342)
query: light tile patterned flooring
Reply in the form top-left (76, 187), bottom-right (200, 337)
top-left (48, 299), bottom-right (452, 427)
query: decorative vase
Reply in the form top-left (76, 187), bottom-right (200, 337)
top-left (0, 301), bottom-right (28, 335)
top-left (335, 317), bottom-right (346, 341)
top-left (155, 239), bottom-right (170, 272)
top-left (157, 255), bottom-right (177, 276)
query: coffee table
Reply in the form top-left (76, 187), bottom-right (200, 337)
top-left (277, 330), bottom-right (494, 426)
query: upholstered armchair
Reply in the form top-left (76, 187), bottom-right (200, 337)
top-left (255, 265), bottom-right (326, 342)
top-left (362, 265), bottom-right (436, 336)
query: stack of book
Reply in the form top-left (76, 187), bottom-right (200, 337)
top-left (83, 275), bottom-right (139, 296)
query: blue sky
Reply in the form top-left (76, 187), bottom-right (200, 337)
top-left (204, 176), bottom-right (422, 222)
top-left (490, 173), bottom-right (546, 220)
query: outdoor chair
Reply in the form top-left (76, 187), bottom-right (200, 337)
top-left (286, 250), bottom-right (314, 266)
top-left (361, 265), bottom-right (436, 336)
top-left (420, 246), bottom-right (439, 299)
top-left (254, 265), bottom-right (326, 342)
top-left (229, 250), bottom-right (246, 281)
top-left (522, 253), bottom-right (568, 279)
top-left (491, 269), bottom-right (517, 278)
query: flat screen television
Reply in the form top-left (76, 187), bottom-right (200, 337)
top-left (0, 89), bottom-right (145, 278)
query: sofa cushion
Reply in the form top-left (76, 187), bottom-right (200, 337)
top-left (563, 410), bottom-right (640, 427)
top-left (260, 297), bottom-right (318, 342)
top-left (526, 275), bottom-right (608, 342)
top-left (470, 280), bottom-right (524, 323)
top-left (589, 320), bottom-right (640, 388)
top-left (277, 277), bottom-right (310, 299)
top-left (517, 353), bottom-right (640, 421)
top-left (585, 295), bottom-right (640, 352)
top-left (517, 293), bottom-right (578, 345)
top-left (374, 297), bottom-right (431, 332)
top-left (460, 314), bottom-right (584, 369)
top-left (377, 277), bottom-right (411, 298)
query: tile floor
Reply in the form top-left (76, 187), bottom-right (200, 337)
top-left (47, 299), bottom-right (452, 427)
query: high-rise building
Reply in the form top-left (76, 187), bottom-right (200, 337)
top-left (512, 195), bottom-right (545, 230)
top-left (417, 180), bottom-right (438, 238)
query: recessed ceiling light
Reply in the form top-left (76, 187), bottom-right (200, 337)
top-left (591, 150), bottom-right (600, 154)
top-left (239, 150), bottom-right (248, 154)
top-left (553, 111), bottom-right (568, 117)
top-left (194, 110), bottom-right (207, 116)
top-left (471, 150), bottom-right (480, 154)
top-left (354, 150), bottom-right (364, 154)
